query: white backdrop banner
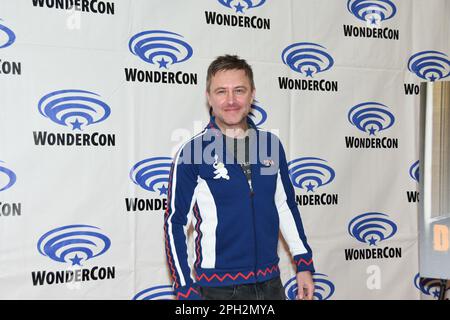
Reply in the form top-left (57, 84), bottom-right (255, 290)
top-left (0, 0), bottom-right (449, 300)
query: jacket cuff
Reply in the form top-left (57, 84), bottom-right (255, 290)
top-left (294, 253), bottom-right (315, 273)
top-left (175, 284), bottom-right (203, 300)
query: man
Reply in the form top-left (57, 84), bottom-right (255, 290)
top-left (164, 55), bottom-right (315, 300)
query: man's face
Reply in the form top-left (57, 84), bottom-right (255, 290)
top-left (207, 69), bottom-right (255, 131)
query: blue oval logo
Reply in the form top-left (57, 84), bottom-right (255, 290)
top-left (284, 273), bottom-right (335, 300)
top-left (414, 274), bottom-right (446, 299)
top-left (348, 212), bottom-right (397, 246)
top-left (288, 157), bottom-right (335, 192)
top-left (38, 89), bottom-right (111, 131)
top-left (217, 0), bottom-right (266, 13)
top-left (282, 42), bottom-right (334, 78)
top-left (249, 100), bottom-right (268, 126)
top-left (0, 19), bottom-right (16, 49)
top-left (0, 161), bottom-right (16, 192)
top-left (409, 160), bottom-right (419, 183)
top-left (347, 0), bottom-right (396, 25)
top-left (37, 225), bottom-right (111, 266)
top-left (348, 102), bottom-right (395, 136)
top-left (408, 50), bottom-right (450, 82)
top-left (130, 157), bottom-right (172, 195)
top-left (133, 285), bottom-right (176, 300)
top-left (129, 30), bottom-right (193, 69)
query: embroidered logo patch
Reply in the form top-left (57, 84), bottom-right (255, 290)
top-left (262, 159), bottom-right (274, 167)
top-left (213, 154), bottom-right (230, 180)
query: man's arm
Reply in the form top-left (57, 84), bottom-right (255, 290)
top-left (274, 140), bottom-right (315, 300)
top-left (164, 146), bottom-right (202, 300)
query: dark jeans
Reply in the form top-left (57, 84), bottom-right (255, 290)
top-left (199, 277), bottom-right (286, 300)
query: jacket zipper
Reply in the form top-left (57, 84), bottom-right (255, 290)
top-left (226, 133), bottom-right (258, 281)
top-left (237, 163), bottom-right (258, 281)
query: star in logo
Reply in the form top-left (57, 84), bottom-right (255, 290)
top-left (368, 126), bottom-right (377, 136)
top-left (158, 184), bottom-right (168, 196)
top-left (70, 254), bottom-right (83, 266)
top-left (305, 182), bottom-right (315, 192)
top-left (71, 118), bottom-right (83, 131)
top-left (234, 2), bottom-right (245, 13)
top-left (429, 74), bottom-right (437, 82)
top-left (367, 236), bottom-right (377, 246)
top-left (305, 67), bottom-right (314, 77)
top-left (432, 288), bottom-right (440, 298)
top-left (367, 15), bottom-right (381, 27)
top-left (158, 57), bottom-right (169, 69)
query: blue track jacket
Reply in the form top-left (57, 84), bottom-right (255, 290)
top-left (164, 116), bottom-right (314, 300)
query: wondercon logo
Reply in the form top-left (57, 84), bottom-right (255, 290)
top-left (217, 0), bottom-right (266, 13)
top-left (409, 160), bottom-right (419, 183)
top-left (347, 0), bottom-right (396, 26)
top-left (132, 285), bottom-right (176, 300)
top-left (37, 225), bottom-right (111, 266)
top-left (288, 157), bottom-right (335, 192)
top-left (249, 100), bottom-right (267, 126)
top-left (284, 273), bottom-right (335, 300)
top-left (348, 102), bottom-right (395, 136)
top-left (0, 19), bottom-right (16, 49)
top-left (407, 51), bottom-right (450, 82)
top-left (414, 274), bottom-right (447, 299)
top-left (130, 157), bottom-right (172, 196)
top-left (281, 42), bottom-right (334, 78)
top-left (38, 89), bottom-right (111, 131)
top-left (129, 30), bottom-right (193, 69)
top-left (348, 212), bottom-right (397, 246)
top-left (0, 161), bottom-right (16, 192)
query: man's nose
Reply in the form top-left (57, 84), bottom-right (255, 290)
top-left (226, 91), bottom-right (236, 104)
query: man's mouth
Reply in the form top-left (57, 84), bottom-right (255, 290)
top-left (224, 105), bottom-right (241, 112)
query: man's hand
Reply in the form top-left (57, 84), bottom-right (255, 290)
top-left (296, 271), bottom-right (314, 300)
